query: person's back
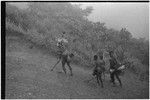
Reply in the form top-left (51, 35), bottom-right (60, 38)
top-left (93, 55), bottom-right (105, 75)
top-left (56, 32), bottom-right (68, 56)
top-left (92, 55), bottom-right (104, 88)
top-left (98, 56), bottom-right (105, 72)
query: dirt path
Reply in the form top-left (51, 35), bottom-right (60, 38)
top-left (5, 36), bottom-right (149, 99)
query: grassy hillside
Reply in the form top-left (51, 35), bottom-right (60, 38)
top-left (6, 2), bottom-right (149, 81)
top-left (5, 34), bottom-right (149, 99)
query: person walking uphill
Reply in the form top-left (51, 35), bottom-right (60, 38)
top-left (51, 32), bottom-right (74, 76)
top-left (92, 55), bottom-right (105, 88)
top-left (51, 32), bottom-right (68, 71)
top-left (109, 51), bottom-right (122, 87)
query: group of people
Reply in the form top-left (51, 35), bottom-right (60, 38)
top-left (52, 31), bottom-right (124, 87)
top-left (92, 51), bottom-right (122, 88)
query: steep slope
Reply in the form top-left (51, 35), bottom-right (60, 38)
top-left (5, 35), bottom-right (149, 99)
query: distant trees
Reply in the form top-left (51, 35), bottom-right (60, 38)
top-left (6, 2), bottom-right (149, 76)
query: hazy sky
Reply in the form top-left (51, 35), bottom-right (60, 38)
top-left (80, 3), bottom-right (149, 40)
top-left (10, 2), bottom-right (149, 39)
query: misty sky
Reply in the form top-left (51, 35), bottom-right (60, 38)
top-left (9, 2), bottom-right (149, 39)
top-left (80, 3), bottom-right (149, 40)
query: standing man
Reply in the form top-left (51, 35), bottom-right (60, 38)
top-left (92, 55), bottom-right (105, 88)
top-left (51, 31), bottom-right (74, 76)
top-left (109, 51), bottom-right (122, 87)
top-left (51, 31), bottom-right (69, 71)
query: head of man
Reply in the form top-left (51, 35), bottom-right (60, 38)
top-left (69, 53), bottom-right (74, 58)
top-left (99, 55), bottom-right (103, 60)
top-left (94, 55), bottom-right (98, 61)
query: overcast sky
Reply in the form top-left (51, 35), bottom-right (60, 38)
top-left (80, 3), bottom-right (149, 40)
top-left (10, 2), bottom-right (149, 40)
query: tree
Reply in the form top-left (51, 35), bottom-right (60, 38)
top-left (6, 2), bottom-right (149, 71)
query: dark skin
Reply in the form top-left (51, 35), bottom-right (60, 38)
top-left (51, 31), bottom-right (71, 72)
top-left (109, 52), bottom-right (122, 87)
top-left (96, 70), bottom-right (103, 88)
top-left (51, 53), bottom-right (74, 76)
top-left (93, 55), bottom-right (104, 88)
top-left (61, 53), bottom-right (74, 76)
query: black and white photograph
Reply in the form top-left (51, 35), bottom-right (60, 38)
top-left (3, 1), bottom-right (149, 99)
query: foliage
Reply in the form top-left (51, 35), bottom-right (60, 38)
top-left (6, 3), bottom-right (149, 80)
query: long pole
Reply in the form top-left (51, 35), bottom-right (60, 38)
top-left (51, 58), bottom-right (61, 71)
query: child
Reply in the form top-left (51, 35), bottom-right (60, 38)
top-left (92, 55), bottom-right (105, 88)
